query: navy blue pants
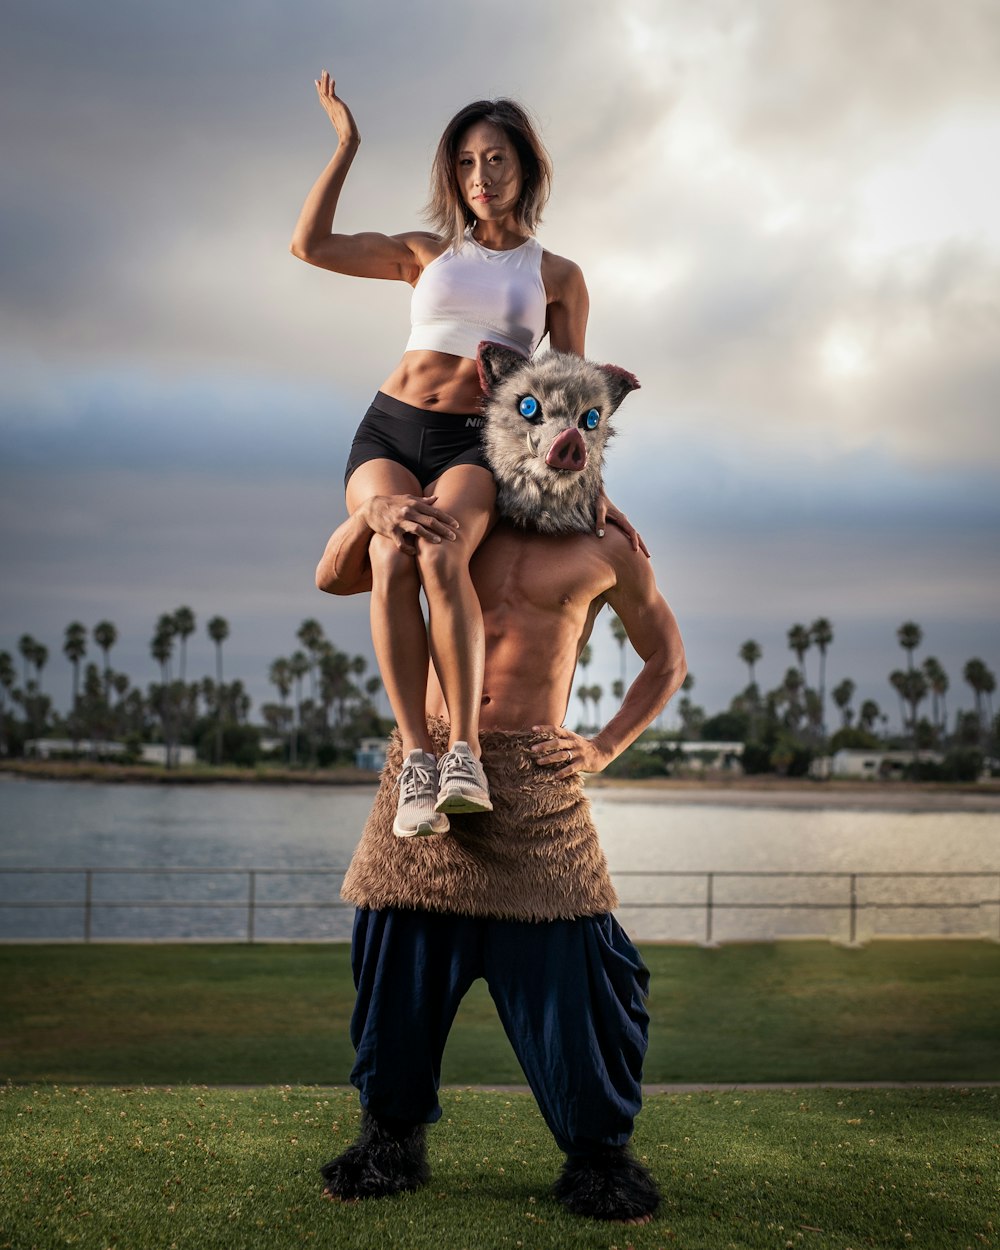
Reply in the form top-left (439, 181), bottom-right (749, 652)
top-left (349, 907), bottom-right (650, 1155)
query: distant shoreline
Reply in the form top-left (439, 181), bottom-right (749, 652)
top-left (2, 758), bottom-right (999, 812)
top-left (586, 776), bottom-right (1000, 812)
top-left (0, 760), bottom-right (380, 787)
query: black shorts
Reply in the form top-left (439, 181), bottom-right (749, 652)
top-left (344, 392), bottom-right (491, 490)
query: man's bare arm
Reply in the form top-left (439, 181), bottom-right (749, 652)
top-left (315, 495), bottom-right (461, 596)
top-left (532, 536), bottom-right (686, 776)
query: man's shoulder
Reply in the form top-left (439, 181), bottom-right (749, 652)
top-left (601, 523), bottom-right (652, 568)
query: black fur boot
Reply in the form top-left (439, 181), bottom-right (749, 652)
top-left (320, 1111), bottom-right (429, 1201)
top-left (553, 1144), bottom-right (661, 1222)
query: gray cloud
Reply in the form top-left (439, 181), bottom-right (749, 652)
top-left (2, 0), bottom-right (998, 728)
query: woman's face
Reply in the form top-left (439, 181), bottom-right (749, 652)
top-left (455, 120), bottom-right (523, 224)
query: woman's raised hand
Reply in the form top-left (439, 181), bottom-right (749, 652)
top-left (314, 70), bottom-right (360, 147)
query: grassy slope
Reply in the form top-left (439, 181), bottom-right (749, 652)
top-left (2, 941), bottom-right (999, 1085)
top-left (1, 1086), bottom-right (997, 1250)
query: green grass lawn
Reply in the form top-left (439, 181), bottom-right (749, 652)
top-left (2, 941), bottom-right (998, 1085)
top-left (1, 1085), bottom-right (996, 1250)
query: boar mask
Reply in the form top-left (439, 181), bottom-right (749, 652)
top-left (478, 342), bottom-right (640, 534)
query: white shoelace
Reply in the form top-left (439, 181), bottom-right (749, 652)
top-left (439, 751), bottom-right (483, 787)
top-left (399, 758), bottom-right (436, 803)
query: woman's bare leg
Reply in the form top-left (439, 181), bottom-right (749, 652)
top-left (347, 459), bottom-right (433, 756)
top-left (416, 465), bottom-right (497, 757)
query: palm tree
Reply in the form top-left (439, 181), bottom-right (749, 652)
top-left (809, 618), bottom-right (833, 733)
top-left (804, 688), bottom-right (823, 737)
top-left (984, 669), bottom-right (996, 729)
top-left (787, 624), bottom-right (811, 686)
top-left (15, 637), bottom-right (47, 740)
top-left (0, 650), bottom-right (14, 754)
top-left (889, 670), bottom-right (907, 735)
top-left (901, 669), bottom-right (929, 757)
top-left (897, 621), bottom-right (922, 672)
top-left (576, 684), bottom-right (590, 731)
top-left (289, 650), bottom-right (310, 764)
top-left (93, 621), bottom-right (118, 702)
top-left (350, 654), bottom-right (368, 704)
top-left (578, 642), bottom-right (593, 684)
top-left (832, 678), bottom-right (855, 729)
top-left (153, 614), bottom-right (177, 680)
top-left (269, 658), bottom-right (293, 762)
top-left (678, 694), bottom-right (704, 740)
top-left (111, 671), bottom-right (130, 739)
top-left (150, 622), bottom-right (176, 767)
top-left (609, 614), bottom-right (628, 689)
top-left (29, 643), bottom-right (50, 740)
top-left (207, 616), bottom-right (229, 685)
top-left (590, 683), bottom-right (603, 727)
top-left (364, 675), bottom-right (383, 716)
top-left (17, 634), bottom-right (38, 688)
top-left (0, 651), bottom-right (13, 697)
top-left (297, 618), bottom-right (326, 702)
top-left (33, 642), bottom-right (49, 693)
top-left (207, 616), bottom-right (229, 764)
top-left (228, 679), bottom-right (252, 724)
top-left (172, 606), bottom-right (196, 684)
top-left (611, 678), bottom-right (624, 703)
top-left (963, 658), bottom-right (996, 744)
top-left (781, 667), bottom-right (804, 732)
top-left (858, 699), bottom-right (880, 735)
top-left (320, 648), bottom-right (353, 732)
top-left (739, 640), bottom-right (762, 687)
top-left (63, 622), bottom-right (88, 753)
top-left (922, 657), bottom-right (949, 739)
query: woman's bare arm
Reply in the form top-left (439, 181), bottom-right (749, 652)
top-left (289, 71), bottom-right (438, 282)
top-left (542, 253), bottom-right (589, 354)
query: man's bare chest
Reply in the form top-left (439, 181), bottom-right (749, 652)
top-left (472, 530), bottom-right (616, 623)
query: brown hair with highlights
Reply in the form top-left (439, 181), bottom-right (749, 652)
top-left (426, 99), bottom-right (553, 251)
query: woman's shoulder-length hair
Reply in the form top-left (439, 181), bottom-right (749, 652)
top-left (425, 98), bottom-right (553, 251)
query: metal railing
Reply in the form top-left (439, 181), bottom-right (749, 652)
top-left (1, 867), bottom-right (998, 944)
top-left (613, 870), bottom-right (1000, 944)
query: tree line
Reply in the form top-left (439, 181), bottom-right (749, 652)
top-left (2, 609), bottom-right (384, 768)
top-left (3, 611), bottom-right (996, 777)
top-left (590, 616), bottom-right (998, 780)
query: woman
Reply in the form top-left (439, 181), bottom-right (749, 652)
top-left (291, 74), bottom-right (610, 838)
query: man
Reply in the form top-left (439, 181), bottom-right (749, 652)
top-left (314, 346), bottom-right (686, 1223)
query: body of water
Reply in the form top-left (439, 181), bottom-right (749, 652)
top-left (2, 775), bottom-right (998, 943)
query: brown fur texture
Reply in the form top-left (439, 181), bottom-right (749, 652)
top-left (477, 342), bottom-right (640, 535)
top-left (341, 722), bottom-right (618, 922)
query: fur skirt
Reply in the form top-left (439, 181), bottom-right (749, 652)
top-left (340, 723), bottom-right (619, 923)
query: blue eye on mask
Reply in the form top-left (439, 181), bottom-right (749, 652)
top-left (519, 396), bottom-right (539, 419)
top-left (583, 408), bottom-right (600, 429)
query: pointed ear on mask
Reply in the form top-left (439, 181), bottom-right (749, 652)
top-left (598, 365), bottom-right (641, 415)
top-left (478, 341), bottom-right (530, 395)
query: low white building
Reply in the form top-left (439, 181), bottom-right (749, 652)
top-left (669, 741), bottom-right (745, 772)
top-left (828, 748), bottom-right (943, 779)
top-left (25, 738), bottom-right (197, 767)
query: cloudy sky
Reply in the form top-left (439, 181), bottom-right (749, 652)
top-left (3, 0), bottom-right (999, 731)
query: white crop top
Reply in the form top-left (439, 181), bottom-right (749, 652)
top-left (405, 229), bottom-right (547, 360)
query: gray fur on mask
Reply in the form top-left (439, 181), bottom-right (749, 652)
top-left (477, 342), bottom-right (640, 535)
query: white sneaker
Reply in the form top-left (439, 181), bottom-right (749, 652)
top-left (393, 750), bottom-right (450, 837)
top-left (435, 742), bottom-right (493, 815)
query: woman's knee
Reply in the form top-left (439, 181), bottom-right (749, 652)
top-left (415, 535), bottom-right (474, 591)
top-left (370, 535), bottom-right (420, 593)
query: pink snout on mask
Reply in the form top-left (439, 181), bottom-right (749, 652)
top-left (545, 427), bottom-right (588, 472)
